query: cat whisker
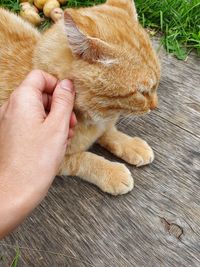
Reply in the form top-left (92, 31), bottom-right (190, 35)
top-left (116, 114), bottom-right (132, 126)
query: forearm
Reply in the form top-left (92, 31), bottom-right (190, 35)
top-left (0, 71), bottom-right (75, 238)
top-left (0, 170), bottom-right (51, 239)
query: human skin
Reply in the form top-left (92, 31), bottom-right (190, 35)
top-left (0, 70), bottom-right (76, 239)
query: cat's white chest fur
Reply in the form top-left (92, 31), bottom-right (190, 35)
top-left (66, 119), bottom-right (111, 155)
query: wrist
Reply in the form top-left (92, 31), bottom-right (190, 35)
top-left (0, 169), bottom-right (49, 239)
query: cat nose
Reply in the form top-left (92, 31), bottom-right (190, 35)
top-left (150, 101), bottom-right (158, 110)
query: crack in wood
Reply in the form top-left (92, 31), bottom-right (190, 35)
top-left (161, 218), bottom-right (184, 239)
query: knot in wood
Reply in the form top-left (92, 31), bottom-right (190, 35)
top-left (161, 218), bottom-right (183, 239)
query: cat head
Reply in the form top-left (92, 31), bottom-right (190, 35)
top-left (40, 0), bottom-right (161, 121)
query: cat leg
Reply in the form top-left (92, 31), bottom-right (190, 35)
top-left (60, 152), bottom-right (133, 195)
top-left (98, 127), bottom-right (154, 167)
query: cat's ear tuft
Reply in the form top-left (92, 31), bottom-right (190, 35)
top-left (106, 0), bottom-right (138, 22)
top-left (64, 11), bottom-right (112, 62)
top-left (64, 12), bottom-right (90, 58)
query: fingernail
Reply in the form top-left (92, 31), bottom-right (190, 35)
top-left (72, 112), bottom-right (77, 125)
top-left (60, 79), bottom-right (73, 93)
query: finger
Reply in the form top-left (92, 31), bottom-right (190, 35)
top-left (70, 112), bottom-right (77, 128)
top-left (46, 79), bottom-right (75, 129)
top-left (18, 69), bottom-right (58, 95)
top-left (42, 94), bottom-right (52, 112)
top-left (0, 101), bottom-right (8, 120)
top-left (68, 128), bottom-right (74, 139)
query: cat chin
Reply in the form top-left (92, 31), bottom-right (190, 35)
top-left (81, 110), bottom-right (115, 125)
top-left (122, 109), bottom-right (151, 117)
top-left (89, 109), bottom-right (150, 122)
top-left (89, 110), bottom-right (150, 122)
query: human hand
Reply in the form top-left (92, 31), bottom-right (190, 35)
top-left (0, 70), bottom-right (76, 238)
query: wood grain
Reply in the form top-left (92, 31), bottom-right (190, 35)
top-left (0, 40), bottom-right (200, 267)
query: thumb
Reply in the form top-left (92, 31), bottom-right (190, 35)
top-left (47, 79), bottom-right (75, 128)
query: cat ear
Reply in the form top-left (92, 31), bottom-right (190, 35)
top-left (64, 11), bottom-right (112, 62)
top-left (106, 0), bottom-right (138, 22)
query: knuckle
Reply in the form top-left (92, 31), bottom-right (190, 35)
top-left (9, 92), bottom-right (20, 109)
top-left (54, 91), bottom-right (73, 106)
top-left (30, 69), bottom-right (43, 77)
top-left (28, 69), bottom-right (46, 83)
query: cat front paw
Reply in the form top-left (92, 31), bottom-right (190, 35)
top-left (121, 137), bottom-right (154, 167)
top-left (101, 163), bottom-right (134, 195)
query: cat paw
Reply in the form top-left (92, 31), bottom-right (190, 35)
top-left (101, 163), bottom-right (134, 195)
top-left (121, 137), bottom-right (154, 167)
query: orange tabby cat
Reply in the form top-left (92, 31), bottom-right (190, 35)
top-left (0, 0), bottom-right (160, 195)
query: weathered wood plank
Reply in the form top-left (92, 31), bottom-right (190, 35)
top-left (154, 39), bottom-right (200, 137)
top-left (0, 43), bottom-right (200, 266)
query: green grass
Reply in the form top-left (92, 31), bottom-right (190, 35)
top-left (0, 248), bottom-right (20, 267)
top-left (0, 0), bottom-right (199, 59)
top-left (135, 0), bottom-right (200, 59)
top-left (11, 248), bottom-right (20, 267)
top-left (65, 0), bottom-right (105, 7)
top-left (0, 0), bottom-right (20, 12)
